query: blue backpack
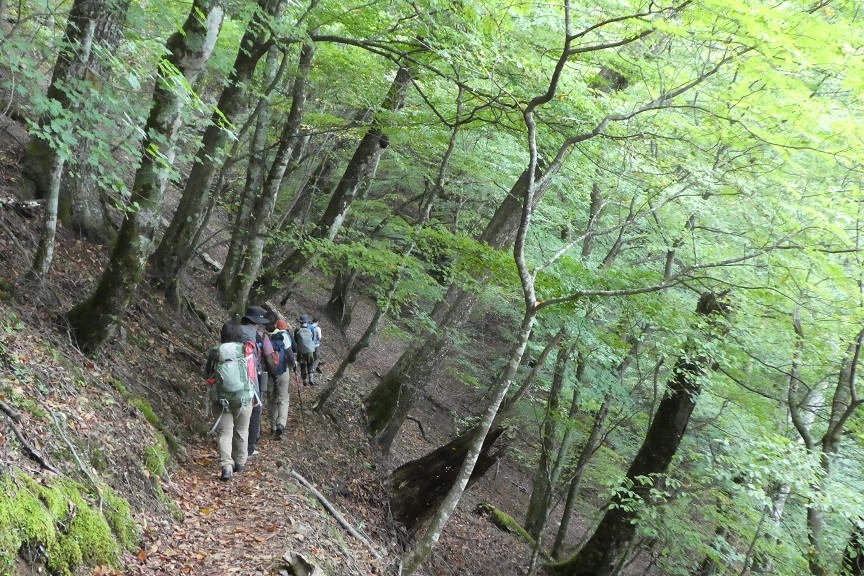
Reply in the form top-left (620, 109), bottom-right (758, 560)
top-left (270, 331), bottom-right (290, 374)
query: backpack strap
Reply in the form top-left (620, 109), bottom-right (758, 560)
top-left (208, 399), bottom-right (230, 435)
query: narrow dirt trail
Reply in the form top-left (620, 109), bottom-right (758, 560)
top-left (124, 386), bottom-right (393, 576)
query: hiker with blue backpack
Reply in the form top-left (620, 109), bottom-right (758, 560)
top-left (266, 318), bottom-right (296, 439)
top-left (295, 315), bottom-right (317, 386)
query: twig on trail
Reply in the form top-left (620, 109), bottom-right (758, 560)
top-left (0, 400), bottom-right (60, 474)
top-left (289, 469), bottom-right (383, 560)
top-left (40, 399), bottom-right (104, 510)
top-left (406, 416), bottom-right (427, 439)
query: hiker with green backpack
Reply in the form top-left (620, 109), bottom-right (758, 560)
top-left (211, 306), bottom-right (277, 480)
top-left (206, 328), bottom-right (257, 482)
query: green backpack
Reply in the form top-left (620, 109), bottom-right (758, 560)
top-left (209, 342), bottom-right (254, 409)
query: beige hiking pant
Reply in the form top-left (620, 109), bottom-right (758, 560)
top-left (268, 372), bottom-right (291, 430)
top-left (212, 401), bottom-right (253, 468)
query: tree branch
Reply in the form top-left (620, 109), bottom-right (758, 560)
top-left (0, 400), bottom-right (60, 474)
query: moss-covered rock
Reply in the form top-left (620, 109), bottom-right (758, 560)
top-left (0, 471), bottom-right (138, 575)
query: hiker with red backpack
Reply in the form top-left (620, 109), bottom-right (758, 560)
top-left (244, 306), bottom-right (278, 457)
top-left (266, 318), bottom-right (296, 439)
top-left (295, 315), bottom-right (316, 386)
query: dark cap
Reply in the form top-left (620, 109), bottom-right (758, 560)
top-left (243, 306), bottom-right (269, 325)
top-left (298, 314), bottom-right (310, 324)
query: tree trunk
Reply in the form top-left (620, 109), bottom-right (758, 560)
top-left (364, 167), bottom-right (554, 452)
top-left (525, 342), bottom-right (574, 539)
top-left (224, 42), bottom-right (315, 312)
top-left (382, 324), bottom-right (564, 532)
top-left (552, 331), bottom-right (645, 559)
top-left (324, 268), bottom-right (359, 332)
top-left (549, 292), bottom-right (730, 576)
top-left (551, 395), bottom-right (610, 559)
top-left (391, 426), bottom-right (508, 532)
top-left (251, 64), bottom-right (414, 301)
top-left (24, 0), bottom-right (129, 241)
top-left (64, 0), bottom-right (224, 351)
top-left (313, 307), bottom-right (383, 411)
top-left (401, 310), bottom-right (538, 574)
top-left (151, 0), bottom-right (284, 305)
top-left (25, 154), bottom-right (64, 284)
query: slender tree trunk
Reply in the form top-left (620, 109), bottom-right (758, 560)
top-left (402, 310), bottom-right (538, 574)
top-left (151, 0), bottom-right (285, 306)
top-left (219, 47), bottom-right (282, 312)
top-left (387, 326), bottom-right (563, 532)
top-left (549, 293), bottom-right (730, 576)
top-left (25, 154), bottom-right (64, 284)
top-left (251, 64), bottom-right (414, 302)
top-left (363, 167), bottom-right (554, 451)
top-left (525, 342), bottom-right (574, 539)
top-left (314, 306), bottom-right (383, 411)
top-left (223, 41), bottom-right (315, 312)
top-left (24, 0), bottom-right (129, 241)
top-left (552, 331), bottom-right (645, 559)
top-left (551, 395), bottom-right (610, 559)
top-left (64, 0), bottom-right (224, 351)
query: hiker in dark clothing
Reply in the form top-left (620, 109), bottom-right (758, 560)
top-left (294, 315), bottom-right (316, 386)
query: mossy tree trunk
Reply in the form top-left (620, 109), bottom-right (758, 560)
top-left (65, 0), bottom-right (224, 351)
top-left (548, 293), bottom-right (731, 576)
top-left (150, 0), bottom-right (285, 307)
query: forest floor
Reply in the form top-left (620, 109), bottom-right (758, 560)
top-left (0, 110), bottom-right (578, 575)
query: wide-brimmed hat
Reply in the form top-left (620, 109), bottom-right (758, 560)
top-left (243, 306), bottom-right (269, 325)
top-left (298, 314), bottom-right (310, 324)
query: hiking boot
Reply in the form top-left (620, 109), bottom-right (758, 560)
top-left (248, 449), bottom-right (259, 457)
top-left (220, 466), bottom-right (233, 481)
top-left (274, 425), bottom-right (284, 440)
top-left (233, 463), bottom-right (244, 474)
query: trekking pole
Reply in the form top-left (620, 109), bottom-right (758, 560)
top-left (294, 373), bottom-right (307, 436)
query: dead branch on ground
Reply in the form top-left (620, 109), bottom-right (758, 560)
top-left (0, 400), bottom-right (60, 474)
top-left (288, 469), bottom-right (383, 560)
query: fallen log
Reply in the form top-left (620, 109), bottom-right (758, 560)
top-left (285, 469), bottom-right (383, 560)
